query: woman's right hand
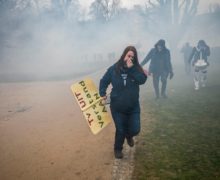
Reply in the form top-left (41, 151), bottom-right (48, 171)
top-left (126, 58), bottom-right (134, 68)
top-left (101, 96), bottom-right (107, 104)
top-left (102, 96), bottom-right (107, 100)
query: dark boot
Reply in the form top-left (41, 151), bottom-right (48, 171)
top-left (114, 150), bottom-right (123, 159)
top-left (126, 137), bottom-right (134, 147)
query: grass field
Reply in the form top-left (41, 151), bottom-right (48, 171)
top-left (133, 62), bottom-right (220, 179)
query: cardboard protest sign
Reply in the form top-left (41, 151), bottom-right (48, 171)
top-left (70, 78), bottom-right (112, 134)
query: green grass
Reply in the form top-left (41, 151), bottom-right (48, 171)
top-left (133, 64), bottom-right (220, 180)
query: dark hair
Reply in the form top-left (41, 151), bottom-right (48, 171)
top-left (115, 46), bottom-right (144, 74)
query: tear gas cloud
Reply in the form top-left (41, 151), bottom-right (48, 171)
top-left (0, 0), bottom-right (219, 82)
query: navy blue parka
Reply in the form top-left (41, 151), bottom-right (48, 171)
top-left (99, 63), bottom-right (147, 113)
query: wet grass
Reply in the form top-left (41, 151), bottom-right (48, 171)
top-left (133, 64), bottom-right (220, 179)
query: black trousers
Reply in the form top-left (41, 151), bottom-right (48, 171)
top-left (152, 72), bottom-right (169, 97)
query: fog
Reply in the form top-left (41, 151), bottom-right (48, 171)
top-left (0, 0), bottom-right (219, 82)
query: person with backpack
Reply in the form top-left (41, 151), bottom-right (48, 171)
top-left (188, 40), bottom-right (210, 90)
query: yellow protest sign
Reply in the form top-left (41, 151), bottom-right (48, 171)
top-left (70, 78), bottom-right (112, 134)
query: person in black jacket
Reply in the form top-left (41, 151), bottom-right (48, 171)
top-left (141, 39), bottom-right (174, 99)
top-left (99, 46), bottom-right (147, 159)
top-left (188, 40), bottom-right (210, 90)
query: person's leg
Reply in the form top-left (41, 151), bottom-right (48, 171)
top-left (201, 67), bottom-right (208, 87)
top-left (161, 72), bottom-right (169, 98)
top-left (110, 107), bottom-right (127, 158)
top-left (153, 74), bottom-right (160, 98)
top-left (125, 111), bottom-right (140, 147)
top-left (194, 66), bottom-right (200, 90)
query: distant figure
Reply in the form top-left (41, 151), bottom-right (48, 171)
top-left (181, 42), bottom-right (193, 74)
top-left (188, 40), bottom-right (210, 90)
top-left (141, 39), bottom-right (174, 99)
top-left (99, 46), bottom-right (147, 159)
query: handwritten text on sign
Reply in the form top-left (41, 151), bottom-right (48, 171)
top-left (74, 80), bottom-right (101, 111)
top-left (71, 78), bottom-right (111, 134)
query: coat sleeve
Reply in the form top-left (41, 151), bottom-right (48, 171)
top-left (99, 67), bottom-right (112, 97)
top-left (167, 50), bottom-right (173, 73)
top-left (128, 66), bottom-right (147, 85)
top-left (140, 49), bottom-right (153, 66)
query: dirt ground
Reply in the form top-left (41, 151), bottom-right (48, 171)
top-left (0, 79), bottom-right (115, 180)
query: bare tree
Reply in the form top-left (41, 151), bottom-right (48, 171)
top-left (0, 0), bottom-right (33, 13)
top-left (209, 3), bottom-right (220, 14)
top-left (89, 0), bottom-right (121, 22)
top-left (50, 0), bottom-right (80, 21)
top-left (144, 0), bottom-right (199, 50)
top-left (62, 0), bottom-right (80, 22)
